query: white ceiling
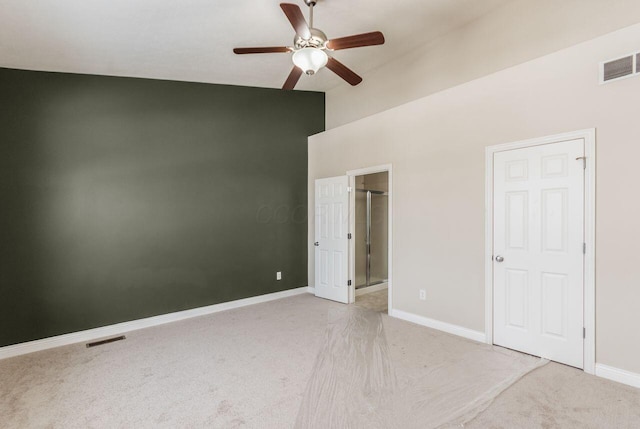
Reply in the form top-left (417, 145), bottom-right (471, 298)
top-left (0, 0), bottom-right (510, 91)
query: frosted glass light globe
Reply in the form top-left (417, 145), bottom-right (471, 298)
top-left (292, 48), bottom-right (328, 75)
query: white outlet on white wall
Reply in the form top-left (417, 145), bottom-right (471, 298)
top-left (276, 271), bottom-right (282, 280)
top-left (419, 289), bottom-right (426, 301)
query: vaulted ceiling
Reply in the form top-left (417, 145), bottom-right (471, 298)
top-left (0, 0), bottom-right (511, 91)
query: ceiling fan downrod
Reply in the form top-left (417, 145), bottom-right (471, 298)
top-left (304, 0), bottom-right (316, 29)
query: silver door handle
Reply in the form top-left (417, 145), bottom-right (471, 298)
top-left (495, 255), bottom-right (504, 263)
top-left (314, 242), bottom-right (319, 246)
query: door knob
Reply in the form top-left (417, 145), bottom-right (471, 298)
top-left (314, 242), bottom-right (319, 246)
top-left (495, 255), bottom-right (504, 263)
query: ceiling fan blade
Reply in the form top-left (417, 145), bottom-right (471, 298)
top-left (326, 31), bottom-right (385, 50)
top-left (282, 66), bottom-right (303, 90)
top-left (326, 57), bottom-right (363, 86)
top-left (233, 46), bottom-right (291, 54)
top-left (280, 3), bottom-right (311, 40)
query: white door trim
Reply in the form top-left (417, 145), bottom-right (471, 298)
top-left (346, 164), bottom-right (393, 314)
top-left (485, 129), bottom-right (596, 375)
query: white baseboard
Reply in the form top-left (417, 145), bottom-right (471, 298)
top-left (390, 309), bottom-right (487, 343)
top-left (307, 286), bottom-right (315, 294)
top-left (0, 286), bottom-right (310, 360)
top-left (355, 282), bottom-right (388, 297)
top-left (595, 363), bottom-right (640, 389)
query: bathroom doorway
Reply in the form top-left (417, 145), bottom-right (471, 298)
top-left (351, 170), bottom-right (389, 313)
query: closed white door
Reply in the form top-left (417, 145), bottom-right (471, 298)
top-left (315, 176), bottom-right (349, 303)
top-left (493, 139), bottom-right (585, 368)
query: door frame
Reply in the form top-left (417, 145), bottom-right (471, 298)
top-left (346, 164), bottom-right (393, 313)
top-left (484, 129), bottom-right (596, 374)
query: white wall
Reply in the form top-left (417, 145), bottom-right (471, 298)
top-left (309, 23), bottom-right (640, 375)
top-left (326, 0), bottom-right (640, 129)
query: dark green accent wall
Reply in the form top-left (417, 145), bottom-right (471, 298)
top-left (0, 68), bottom-right (324, 347)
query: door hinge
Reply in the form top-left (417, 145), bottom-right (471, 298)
top-left (348, 233), bottom-right (352, 240)
top-left (583, 327), bottom-right (586, 339)
top-left (347, 186), bottom-right (353, 193)
top-left (576, 156), bottom-right (587, 169)
top-left (583, 243), bottom-right (586, 254)
top-left (348, 280), bottom-right (352, 286)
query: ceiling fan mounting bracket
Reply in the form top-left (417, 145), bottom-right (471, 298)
top-left (303, 0), bottom-right (317, 6)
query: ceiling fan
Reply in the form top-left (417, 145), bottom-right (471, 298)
top-left (233, 0), bottom-right (385, 90)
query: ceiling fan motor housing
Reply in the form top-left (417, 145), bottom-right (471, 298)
top-left (294, 28), bottom-right (328, 50)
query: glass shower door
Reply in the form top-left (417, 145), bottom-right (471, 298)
top-left (355, 189), bottom-right (388, 288)
top-left (369, 192), bottom-right (388, 285)
top-left (355, 191), bottom-right (368, 288)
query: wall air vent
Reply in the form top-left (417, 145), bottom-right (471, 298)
top-left (600, 52), bottom-right (638, 84)
top-left (86, 335), bottom-right (126, 348)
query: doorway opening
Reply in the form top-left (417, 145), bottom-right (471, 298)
top-left (312, 165), bottom-right (392, 312)
top-left (348, 167), bottom-right (391, 313)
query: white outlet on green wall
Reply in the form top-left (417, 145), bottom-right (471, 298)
top-left (276, 272), bottom-right (282, 280)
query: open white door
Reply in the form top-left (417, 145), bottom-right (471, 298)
top-left (493, 139), bottom-right (585, 368)
top-left (314, 176), bottom-right (349, 303)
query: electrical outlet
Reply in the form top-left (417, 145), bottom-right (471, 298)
top-left (419, 289), bottom-right (426, 301)
top-left (276, 271), bottom-right (282, 280)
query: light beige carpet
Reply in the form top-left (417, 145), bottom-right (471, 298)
top-left (295, 305), bottom-right (544, 428)
top-left (1, 293), bottom-right (638, 428)
top-left (465, 361), bottom-right (640, 429)
top-left (354, 288), bottom-right (388, 313)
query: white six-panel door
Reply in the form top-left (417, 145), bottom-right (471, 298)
top-left (314, 176), bottom-right (349, 303)
top-left (493, 139), bottom-right (585, 368)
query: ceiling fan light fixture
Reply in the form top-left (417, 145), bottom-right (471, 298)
top-left (292, 47), bottom-right (328, 75)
